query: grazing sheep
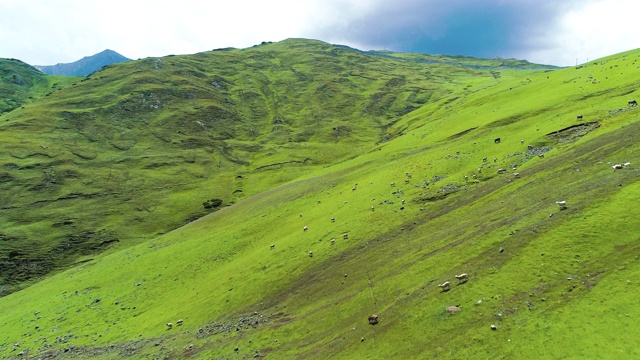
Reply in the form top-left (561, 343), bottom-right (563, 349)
top-left (404, 179), bottom-right (410, 184)
top-left (390, 182), bottom-right (396, 187)
top-left (368, 314), bottom-right (379, 325)
top-left (495, 137), bottom-right (501, 144)
top-left (613, 164), bottom-right (623, 170)
top-left (493, 157), bottom-right (498, 163)
top-left (331, 238), bottom-right (336, 245)
top-left (270, 244), bottom-right (275, 250)
top-left (401, 199), bottom-right (406, 204)
top-left (629, 99), bottom-right (638, 107)
top-left (167, 323), bottom-right (173, 329)
top-left (482, 157), bottom-right (488, 162)
top-left (438, 281), bottom-right (451, 291)
top-left (577, 114), bottom-right (583, 120)
top-left (303, 226), bottom-right (308, 231)
top-left (371, 206), bottom-right (375, 211)
top-left (521, 139), bottom-right (525, 144)
top-left (445, 305), bottom-right (461, 313)
top-left (496, 168), bottom-right (507, 174)
top-left (331, 217), bottom-right (335, 223)
top-left (454, 273), bottom-right (468, 283)
top-left (299, 213), bottom-right (303, 217)
top-left (477, 168), bottom-right (482, 173)
top-left (308, 251), bottom-right (313, 257)
top-left (317, 200), bottom-right (321, 204)
top-left (556, 200), bottom-right (567, 210)
top-left (464, 175), bottom-right (468, 180)
top-left (514, 173), bottom-right (520, 178)
top-left (472, 174), bottom-right (477, 179)
top-left (623, 162), bottom-right (631, 167)
top-left (177, 319), bottom-right (183, 326)
top-left (406, 172), bottom-right (412, 178)
top-left (528, 145), bottom-right (534, 150)
top-left (343, 233), bottom-right (349, 239)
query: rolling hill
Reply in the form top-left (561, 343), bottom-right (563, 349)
top-left (0, 58), bottom-right (78, 115)
top-left (34, 49), bottom-right (131, 77)
top-left (0, 39), bottom-right (511, 293)
top-left (1, 39), bottom-right (640, 359)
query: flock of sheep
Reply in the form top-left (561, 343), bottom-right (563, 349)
top-left (263, 131), bottom-right (632, 329)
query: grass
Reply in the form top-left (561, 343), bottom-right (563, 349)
top-left (1, 40), bottom-right (640, 359)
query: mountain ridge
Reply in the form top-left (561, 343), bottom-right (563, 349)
top-left (34, 49), bottom-right (131, 76)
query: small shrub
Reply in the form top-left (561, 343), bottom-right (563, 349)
top-left (203, 198), bottom-right (223, 209)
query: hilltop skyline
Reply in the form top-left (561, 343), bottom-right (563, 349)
top-left (1, 0), bottom-right (638, 68)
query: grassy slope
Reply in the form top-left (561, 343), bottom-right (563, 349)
top-left (0, 58), bottom-right (78, 115)
top-left (2, 45), bottom-right (640, 359)
top-left (0, 39), bottom-right (500, 293)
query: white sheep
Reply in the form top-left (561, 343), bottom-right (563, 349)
top-left (303, 225), bottom-right (308, 231)
top-left (556, 200), bottom-right (567, 210)
top-left (390, 182), bottom-right (395, 187)
top-left (270, 244), bottom-right (275, 250)
top-left (438, 281), bottom-right (451, 291)
top-left (177, 319), bottom-right (183, 326)
top-left (454, 273), bottom-right (468, 283)
top-left (613, 164), bottom-right (623, 170)
top-left (167, 323), bottom-right (173, 329)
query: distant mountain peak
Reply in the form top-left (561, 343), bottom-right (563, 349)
top-left (35, 50), bottom-right (131, 76)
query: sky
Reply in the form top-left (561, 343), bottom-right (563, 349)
top-left (0, 0), bottom-right (638, 67)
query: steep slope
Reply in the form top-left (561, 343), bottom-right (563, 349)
top-left (34, 49), bottom-right (131, 77)
top-left (0, 39), bottom-right (508, 293)
top-left (0, 59), bottom-right (77, 115)
top-left (2, 47), bottom-right (639, 358)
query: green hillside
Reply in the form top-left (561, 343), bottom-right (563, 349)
top-left (2, 40), bottom-right (640, 359)
top-left (0, 59), bottom-right (77, 115)
top-left (0, 39), bottom-right (504, 293)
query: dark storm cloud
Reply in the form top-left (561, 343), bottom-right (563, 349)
top-left (315, 0), bottom-right (594, 63)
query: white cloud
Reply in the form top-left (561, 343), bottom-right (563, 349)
top-left (524, 0), bottom-right (640, 66)
top-left (0, 0), bottom-right (638, 66)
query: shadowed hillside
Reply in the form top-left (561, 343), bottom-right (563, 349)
top-left (0, 59), bottom-right (77, 115)
top-left (2, 40), bottom-right (640, 359)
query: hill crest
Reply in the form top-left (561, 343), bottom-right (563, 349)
top-left (35, 49), bottom-right (131, 76)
